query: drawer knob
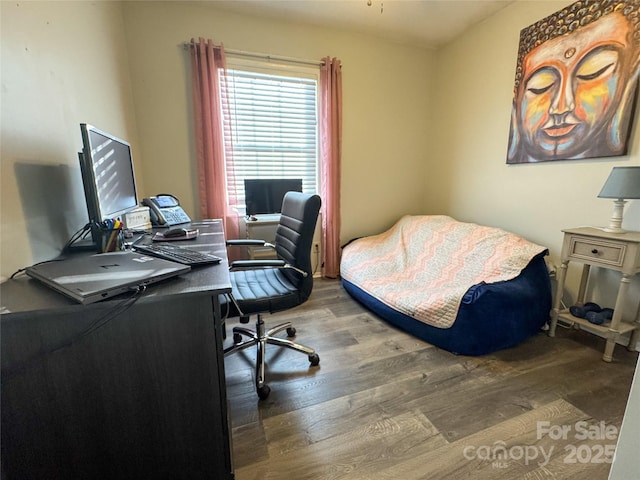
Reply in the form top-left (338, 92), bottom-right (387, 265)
top-left (591, 249), bottom-right (599, 254)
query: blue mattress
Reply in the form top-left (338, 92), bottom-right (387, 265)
top-left (342, 253), bottom-right (551, 356)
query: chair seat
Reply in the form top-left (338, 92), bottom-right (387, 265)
top-left (229, 268), bottom-right (306, 315)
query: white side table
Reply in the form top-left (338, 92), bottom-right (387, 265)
top-left (548, 227), bottom-right (640, 362)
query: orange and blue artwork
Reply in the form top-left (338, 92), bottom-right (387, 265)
top-left (507, 0), bottom-right (640, 164)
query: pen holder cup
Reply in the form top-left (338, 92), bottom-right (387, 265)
top-left (98, 227), bottom-right (124, 253)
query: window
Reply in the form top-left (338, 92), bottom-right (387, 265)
top-left (220, 60), bottom-right (319, 214)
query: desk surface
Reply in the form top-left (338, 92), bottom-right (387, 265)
top-left (1, 219), bottom-right (232, 314)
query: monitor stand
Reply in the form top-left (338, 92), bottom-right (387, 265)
top-left (64, 223), bottom-right (99, 253)
top-left (65, 238), bottom-right (98, 252)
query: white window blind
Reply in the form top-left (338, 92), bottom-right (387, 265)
top-left (221, 66), bottom-right (318, 212)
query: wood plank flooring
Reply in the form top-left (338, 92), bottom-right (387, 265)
top-left (223, 279), bottom-right (638, 480)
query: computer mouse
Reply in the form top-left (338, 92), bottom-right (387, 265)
top-left (164, 227), bottom-right (188, 238)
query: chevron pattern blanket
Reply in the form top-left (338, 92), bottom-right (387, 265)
top-left (341, 215), bottom-right (547, 329)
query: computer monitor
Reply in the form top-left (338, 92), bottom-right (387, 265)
top-left (79, 123), bottom-right (138, 222)
top-left (244, 178), bottom-right (303, 215)
top-left (78, 124), bottom-right (138, 243)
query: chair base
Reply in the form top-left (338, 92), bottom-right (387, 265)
top-left (223, 314), bottom-right (320, 400)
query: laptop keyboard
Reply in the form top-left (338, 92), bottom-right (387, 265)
top-left (134, 243), bottom-right (222, 266)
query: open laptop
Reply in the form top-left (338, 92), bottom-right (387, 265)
top-left (25, 251), bottom-right (190, 304)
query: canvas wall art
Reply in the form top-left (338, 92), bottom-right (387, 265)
top-left (507, 0), bottom-right (640, 164)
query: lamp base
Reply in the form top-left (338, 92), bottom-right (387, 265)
top-left (604, 199), bottom-right (627, 234)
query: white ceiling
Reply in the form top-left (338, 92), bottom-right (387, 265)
top-left (205, 0), bottom-right (516, 49)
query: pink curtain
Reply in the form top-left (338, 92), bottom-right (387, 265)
top-left (189, 38), bottom-right (240, 247)
top-left (319, 57), bottom-right (342, 279)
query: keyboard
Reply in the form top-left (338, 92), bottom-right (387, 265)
top-left (134, 243), bottom-right (222, 266)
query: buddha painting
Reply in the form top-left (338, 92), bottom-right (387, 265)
top-left (507, 0), bottom-right (640, 164)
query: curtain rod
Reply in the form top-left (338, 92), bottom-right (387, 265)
top-left (183, 42), bottom-right (323, 67)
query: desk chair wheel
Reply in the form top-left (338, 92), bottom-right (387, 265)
top-left (309, 353), bottom-right (320, 366)
top-left (257, 384), bottom-right (271, 400)
top-left (233, 332), bottom-right (243, 344)
top-left (286, 327), bottom-right (296, 337)
top-left (254, 356), bottom-right (318, 400)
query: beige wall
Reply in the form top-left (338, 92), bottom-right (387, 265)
top-left (0, 1), bottom-right (141, 280)
top-left (431, 0), bottom-right (640, 313)
top-left (120, 1), bottom-right (434, 247)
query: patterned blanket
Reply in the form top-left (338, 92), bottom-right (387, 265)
top-left (341, 215), bottom-right (547, 329)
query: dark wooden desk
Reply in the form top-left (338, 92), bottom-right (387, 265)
top-left (1, 220), bottom-right (234, 480)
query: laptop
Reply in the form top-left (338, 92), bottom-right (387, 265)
top-left (25, 251), bottom-right (191, 304)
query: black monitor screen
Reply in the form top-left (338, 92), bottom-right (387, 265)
top-left (244, 178), bottom-right (303, 215)
top-left (79, 124), bottom-right (138, 223)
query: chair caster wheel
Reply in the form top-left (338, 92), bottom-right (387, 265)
top-left (257, 384), bottom-right (271, 400)
top-left (233, 333), bottom-right (242, 344)
top-left (309, 353), bottom-right (320, 366)
top-left (286, 327), bottom-right (296, 337)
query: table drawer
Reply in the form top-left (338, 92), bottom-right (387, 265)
top-left (568, 236), bottom-right (625, 267)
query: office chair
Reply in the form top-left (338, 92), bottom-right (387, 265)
top-left (223, 192), bottom-right (322, 400)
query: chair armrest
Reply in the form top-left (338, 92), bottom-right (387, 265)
top-left (229, 259), bottom-right (308, 277)
top-left (226, 239), bottom-right (269, 247)
top-left (230, 259), bottom-right (286, 269)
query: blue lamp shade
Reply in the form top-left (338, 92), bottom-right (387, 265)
top-left (597, 166), bottom-right (640, 233)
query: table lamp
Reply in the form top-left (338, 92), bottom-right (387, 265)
top-left (597, 166), bottom-right (640, 233)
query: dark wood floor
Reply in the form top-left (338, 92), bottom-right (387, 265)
top-left (223, 279), bottom-right (638, 480)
